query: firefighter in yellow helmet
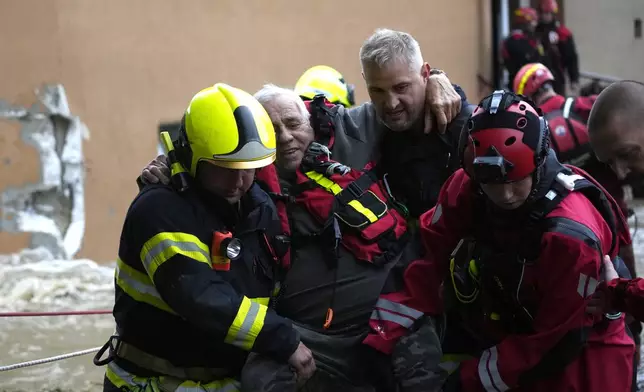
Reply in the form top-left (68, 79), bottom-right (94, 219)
top-left (295, 65), bottom-right (356, 108)
top-left (95, 83), bottom-right (315, 392)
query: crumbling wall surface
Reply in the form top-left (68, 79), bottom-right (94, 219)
top-left (0, 85), bottom-right (88, 259)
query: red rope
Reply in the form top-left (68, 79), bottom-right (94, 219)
top-left (0, 310), bottom-right (111, 317)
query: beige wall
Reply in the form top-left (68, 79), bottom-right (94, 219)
top-left (565, 0), bottom-right (644, 81)
top-left (0, 0), bottom-right (488, 262)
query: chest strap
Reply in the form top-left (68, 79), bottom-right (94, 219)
top-left (304, 168), bottom-right (381, 224)
top-left (521, 171), bottom-right (617, 261)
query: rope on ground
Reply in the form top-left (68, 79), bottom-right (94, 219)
top-left (0, 309), bottom-right (111, 317)
top-left (0, 346), bottom-right (102, 372)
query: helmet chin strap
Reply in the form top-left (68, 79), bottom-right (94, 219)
top-left (527, 150), bottom-right (562, 203)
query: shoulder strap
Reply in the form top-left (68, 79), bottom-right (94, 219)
top-left (522, 171), bottom-right (618, 260)
top-left (253, 166), bottom-right (294, 269)
top-left (440, 104), bottom-right (476, 173)
top-left (522, 171), bottom-right (577, 240)
top-left (334, 168), bottom-right (379, 206)
top-left (309, 94), bottom-right (337, 149)
top-left (562, 97), bottom-right (575, 119)
top-left (568, 179), bottom-right (618, 255)
top-left (544, 106), bottom-right (581, 150)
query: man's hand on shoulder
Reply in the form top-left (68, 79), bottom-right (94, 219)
top-left (424, 71), bottom-right (462, 135)
top-left (141, 155), bottom-right (171, 185)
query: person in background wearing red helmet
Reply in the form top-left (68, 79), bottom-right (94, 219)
top-left (419, 90), bottom-right (635, 391)
top-left (501, 7), bottom-right (551, 92)
top-left (535, 0), bottom-right (580, 95)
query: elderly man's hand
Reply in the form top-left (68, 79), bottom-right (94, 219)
top-left (424, 72), bottom-right (462, 134)
top-left (288, 342), bottom-right (316, 387)
top-left (141, 154), bottom-right (171, 185)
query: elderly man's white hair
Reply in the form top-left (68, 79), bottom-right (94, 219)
top-left (254, 84), bottom-right (310, 120)
top-left (359, 28), bottom-right (424, 72)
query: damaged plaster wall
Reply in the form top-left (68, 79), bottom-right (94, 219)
top-left (0, 85), bottom-right (88, 259)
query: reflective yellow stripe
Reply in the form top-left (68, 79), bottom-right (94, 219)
top-left (305, 171), bottom-right (343, 195)
top-left (439, 353), bottom-right (473, 375)
top-left (272, 282), bottom-right (281, 298)
top-left (305, 171), bottom-right (378, 223)
top-left (115, 258), bottom-right (176, 315)
top-left (140, 232), bottom-right (211, 280)
top-left (106, 362), bottom-right (241, 391)
top-left (347, 200), bottom-right (378, 222)
top-left (170, 162), bottom-right (187, 175)
top-left (251, 297), bottom-right (270, 307)
top-left (516, 63), bottom-right (542, 95)
top-left (106, 361), bottom-right (151, 389)
top-left (225, 296), bottom-right (267, 350)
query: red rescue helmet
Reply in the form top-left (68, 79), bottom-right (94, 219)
top-left (514, 7), bottom-right (538, 25)
top-left (460, 90), bottom-right (549, 184)
top-left (513, 63), bottom-right (555, 97)
top-left (539, 0), bottom-right (559, 13)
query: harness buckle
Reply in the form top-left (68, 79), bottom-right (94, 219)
top-left (93, 335), bottom-right (121, 366)
top-left (345, 181), bottom-right (365, 199)
top-left (555, 172), bottom-right (585, 191)
top-left (275, 234), bottom-right (291, 246)
top-left (604, 311), bottom-right (623, 320)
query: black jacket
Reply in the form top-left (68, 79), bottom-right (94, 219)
top-left (113, 183), bottom-right (298, 376)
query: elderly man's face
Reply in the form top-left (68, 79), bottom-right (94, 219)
top-left (262, 95), bottom-right (315, 172)
top-left (363, 61), bottom-right (429, 132)
top-left (590, 115), bottom-right (644, 180)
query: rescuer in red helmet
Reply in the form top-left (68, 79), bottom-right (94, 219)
top-left (501, 7), bottom-right (552, 92)
top-left (416, 90), bottom-right (635, 391)
top-left (535, 0), bottom-right (580, 95)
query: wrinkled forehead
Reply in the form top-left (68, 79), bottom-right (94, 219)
top-left (264, 95), bottom-right (306, 122)
top-left (363, 60), bottom-right (419, 88)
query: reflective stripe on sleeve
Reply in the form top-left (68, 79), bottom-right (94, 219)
top-left (477, 346), bottom-right (509, 392)
top-left (115, 257), bottom-right (176, 314)
top-left (224, 296), bottom-right (268, 350)
top-left (370, 298), bottom-right (423, 329)
top-left (140, 232), bottom-right (211, 280)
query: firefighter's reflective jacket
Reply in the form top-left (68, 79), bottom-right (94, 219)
top-left (102, 183), bottom-right (298, 388)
